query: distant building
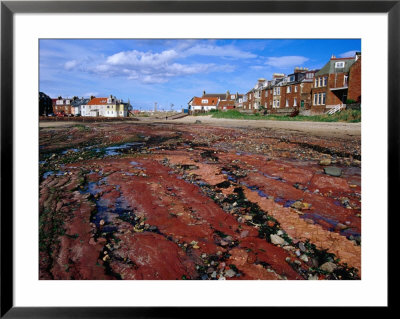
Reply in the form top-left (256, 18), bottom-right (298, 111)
top-left (81, 95), bottom-right (129, 117)
top-left (52, 96), bottom-right (73, 115)
top-left (234, 93), bottom-right (244, 109)
top-left (188, 96), bottom-right (219, 113)
top-left (71, 97), bottom-right (90, 116)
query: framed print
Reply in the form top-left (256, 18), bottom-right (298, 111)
top-left (1, 0), bottom-right (396, 317)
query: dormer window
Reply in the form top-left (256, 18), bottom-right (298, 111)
top-left (335, 61), bottom-right (345, 68)
top-left (201, 99), bottom-right (208, 104)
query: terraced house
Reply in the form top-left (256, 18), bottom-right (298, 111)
top-left (311, 53), bottom-right (361, 111)
top-left (52, 96), bottom-right (73, 115)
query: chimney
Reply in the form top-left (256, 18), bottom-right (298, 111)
top-left (203, 90), bottom-right (206, 96)
top-left (331, 54), bottom-right (336, 59)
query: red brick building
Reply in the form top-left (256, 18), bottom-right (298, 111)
top-left (311, 54), bottom-right (360, 111)
top-left (52, 97), bottom-right (73, 115)
top-left (299, 69), bottom-right (318, 109)
top-left (347, 54), bottom-right (361, 103)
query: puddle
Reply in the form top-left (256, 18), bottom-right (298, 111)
top-left (130, 161), bottom-right (145, 170)
top-left (80, 179), bottom-right (133, 233)
top-left (283, 199), bottom-right (297, 208)
top-left (43, 171), bottom-right (66, 179)
top-left (61, 148), bottom-right (79, 155)
top-left (260, 172), bottom-right (286, 182)
top-left (102, 142), bottom-right (144, 156)
top-left (221, 170), bottom-right (238, 183)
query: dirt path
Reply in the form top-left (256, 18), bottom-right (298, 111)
top-left (39, 116), bottom-right (360, 140)
top-left (163, 115), bottom-right (361, 139)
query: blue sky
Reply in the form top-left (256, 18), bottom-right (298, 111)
top-left (40, 39), bottom-right (361, 111)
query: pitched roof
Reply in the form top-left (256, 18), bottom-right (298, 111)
top-left (72, 98), bottom-right (90, 107)
top-left (218, 100), bottom-right (235, 107)
top-left (203, 93), bottom-right (226, 100)
top-left (87, 97), bottom-right (110, 105)
top-left (192, 97), bottom-right (219, 106)
top-left (316, 57), bottom-right (356, 76)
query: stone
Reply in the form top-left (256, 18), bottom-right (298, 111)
top-left (291, 201), bottom-right (303, 210)
top-left (195, 120), bottom-right (202, 124)
top-left (211, 271), bottom-right (217, 278)
top-left (240, 230), bottom-right (249, 238)
top-left (270, 234), bottom-right (286, 245)
top-left (320, 262), bottom-right (337, 273)
top-left (225, 269), bottom-right (236, 278)
top-left (298, 242), bottom-right (306, 252)
top-left (319, 158), bottom-right (331, 166)
top-left (300, 255), bottom-right (309, 263)
top-left (323, 166), bottom-right (342, 177)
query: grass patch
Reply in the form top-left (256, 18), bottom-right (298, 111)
top-left (210, 109), bottom-right (361, 123)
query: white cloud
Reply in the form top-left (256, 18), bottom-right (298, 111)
top-left (184, 44), bottom-right (257, 59)
top-left (264, 56), bottom-right (309, 68)
top-left (64, 60), bottom-right (78, 70)
top-left (106, 49), bottom-right (178, 66)
top-left (339, 50), bottom-right (358, 58)
top-left (60, 43), bottom-right (244, 84)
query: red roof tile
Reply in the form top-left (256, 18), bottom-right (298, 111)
top-left (192, 97), bottom-right (219, 106)
top-left (87, 97), bottom-right (109, 105)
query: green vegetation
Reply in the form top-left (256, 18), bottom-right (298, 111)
top-left (73, 124), bottom-right (90, 131)
top-left (210, 109), bottom-right (361, 123)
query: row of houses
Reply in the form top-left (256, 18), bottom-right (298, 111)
top-left (188, 53), bottom-right (361, 114)
top-left (50, 95), bottom-right (132, 117)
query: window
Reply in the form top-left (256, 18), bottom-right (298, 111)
top-left (265, 91), bottom-right (268, 97)
top-left (294, 86), bottom-right (298, 93)
top-left (315, 79), bottom-right (318, 87)
top-left (344, 75), bottom-right (348, 86)
top-left (322, 93), bottom-right (326, 105)
top-left (335, 61), bottom-right (345, 68)
top-left (314, 94), bottom-right (318, 105)
top-left (323, 76), bottom-right (328, 86)
top-left (287, 86), bottom-right (291, 93)
top-left (201, 99), bottom-right (208, 103)
top-left (277, 99), bottom-right (280, 107)
top-left (319, 77), bottom-right (323, 87)
top-left (286, 99), bottom-right (289, 107)
top-left (294, 98), bottom-right (297, 106)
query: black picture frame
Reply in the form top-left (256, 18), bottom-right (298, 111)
top-left (1, 0), bottom-right (395, 317)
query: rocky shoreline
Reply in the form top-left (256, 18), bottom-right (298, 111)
top-left (39, 122), bottom-right (361, 280)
